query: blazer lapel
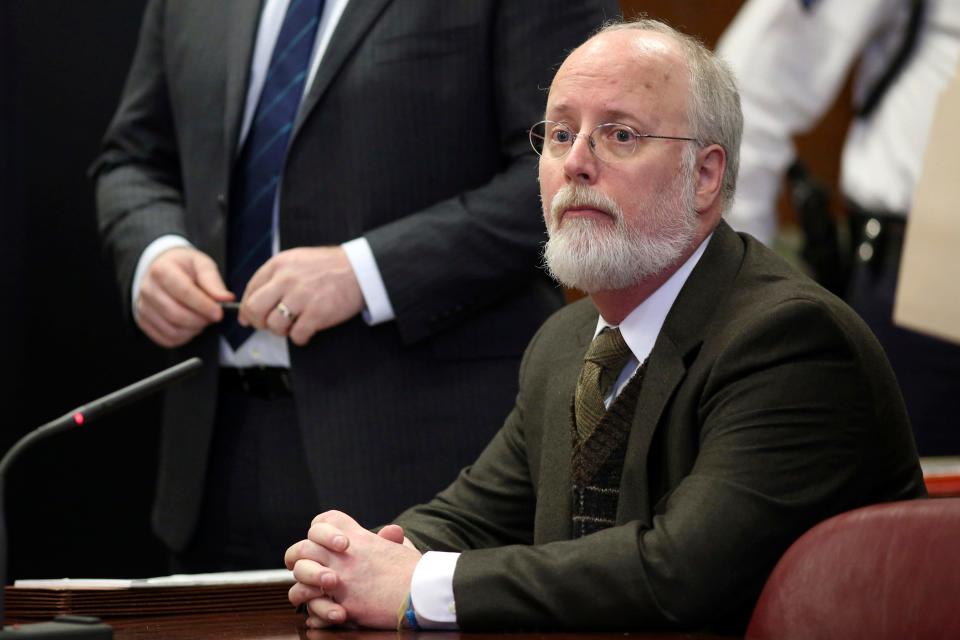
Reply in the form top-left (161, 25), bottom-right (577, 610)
top-left (617, 336), bottom-right (687, 523)
top-left (223, 0), bottom-right (264, 163)
top-left (291, 0), bottom-right (392, 139)
top-left (534, 308), bottom-right (597, 544)
top-left (617, 222), bottom-right (746, 523)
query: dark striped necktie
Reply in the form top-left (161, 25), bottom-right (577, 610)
top-left (224, 0), bottom-right (325, 349)
top-left (574, 327), bottom-right (633, 442)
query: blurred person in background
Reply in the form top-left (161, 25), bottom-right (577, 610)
top-left (718, 0), bottom-right (960, 455)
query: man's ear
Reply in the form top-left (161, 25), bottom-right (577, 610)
top-left (694, 143), bottom-right (726, 214)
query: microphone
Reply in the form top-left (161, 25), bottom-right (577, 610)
top-left (0, 358), bottom-right (203, 638)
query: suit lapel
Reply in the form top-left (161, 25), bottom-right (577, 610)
top-left (617, 222), bottom-right (746, 523)
top-left (617, 336), bottom-right (686, 522)
top-left (223, 0), bottom-right (264, 163)
top-left (291, 0), bottom-right (392, 139)
top-left (535, 306), bottom-right (597, 543)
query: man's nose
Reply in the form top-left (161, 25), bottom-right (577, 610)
top-left (562, 133), bottom-right (598, 183)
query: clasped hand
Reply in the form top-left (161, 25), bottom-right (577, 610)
top-left (285, 510), bottom-right (422, 630)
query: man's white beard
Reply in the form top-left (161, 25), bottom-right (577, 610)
top-left (542, 163), bottom-right (698, 293)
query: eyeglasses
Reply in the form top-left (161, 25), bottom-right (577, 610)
top-left (528, 120), bottom-right (699, 163)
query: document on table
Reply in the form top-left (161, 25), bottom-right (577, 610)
top-left (7, 569), bottom-right (296, 619)
top-left (14, 568), bottom-right (294, 589)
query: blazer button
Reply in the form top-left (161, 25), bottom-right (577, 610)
top-left (217, 193), bottom-right (227, 211)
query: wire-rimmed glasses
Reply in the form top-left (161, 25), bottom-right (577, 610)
top-left (529, 120), bottom-right (699, 162)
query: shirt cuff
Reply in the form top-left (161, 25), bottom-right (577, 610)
top-left (132, 235), bottom-right (193, 319)
top-left (410, 551), bottom-right (460, 629)
top-left (341, 237), bottom-right (396, 325)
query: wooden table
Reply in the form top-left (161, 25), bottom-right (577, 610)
top-left (95, 610), bottom-right (734, 639)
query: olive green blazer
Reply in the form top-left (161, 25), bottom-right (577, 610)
top-left (394, 221), bottom-right (925, 633)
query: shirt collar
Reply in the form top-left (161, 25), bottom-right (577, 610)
top-left (594, 232), bottom-right (713, 362)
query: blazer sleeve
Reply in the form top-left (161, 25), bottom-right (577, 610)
top-left (91, 0), bottom-right (187, 319)
top-left (392, 319), bottom-right (549, 551)
top-left (363, 0), bottom-right (618, 344)
top-left (397, 298), bottom-right (923, 631)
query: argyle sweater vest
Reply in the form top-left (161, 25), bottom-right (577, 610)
top-left (571, 360), bottom-right (648, 538)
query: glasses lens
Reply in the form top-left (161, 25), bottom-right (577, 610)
top-left (539, 122), bottom-right (575, 158)
top-left (594, 123), bottom-right (638, 161)
top-left (529, 122), bottom-right (547, 156)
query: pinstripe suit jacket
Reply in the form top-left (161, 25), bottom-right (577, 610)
top-left (92, 0), bottom-right (618, 552)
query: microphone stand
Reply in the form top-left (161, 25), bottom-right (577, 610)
top-left (0, 358), bottom-right (202, 638)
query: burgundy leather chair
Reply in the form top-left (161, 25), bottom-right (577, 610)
top-left (747, 499), bottom-right (960, 640)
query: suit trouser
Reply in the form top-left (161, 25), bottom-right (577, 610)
top-left (847, 212), bottom-right (960, 456)
top-left (170, 370), bottom-right (320, 572)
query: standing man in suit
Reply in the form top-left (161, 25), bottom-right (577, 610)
top-left (92, 0), bottom-right (617, 571)
top-left (284, 19), bottom-right (925, 633)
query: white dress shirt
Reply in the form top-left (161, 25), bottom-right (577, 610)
top-left (717, 0), bottom-right (960, 243)
top-left (131, 0), bottom-right (397, 368)
top-left (410, 234), bottom-right (713, 628)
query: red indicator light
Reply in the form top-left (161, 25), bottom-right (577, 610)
top-left (73, 412), bottom-right (85, 426)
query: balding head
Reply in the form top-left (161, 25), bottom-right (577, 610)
top-left (593, 19), bottom-right (743, 212)
top-left (549, 28), bottom-right (693, 142)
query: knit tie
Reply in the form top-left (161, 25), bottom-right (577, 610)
top-left (574, 327), bottom-right (633, 442)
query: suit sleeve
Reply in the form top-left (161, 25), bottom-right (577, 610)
top-left (393, 321), bottom-right (547, 552)
top-left (363, 0), bottom-right (619, 344)
top-left (400, 298), bottom-right (909, 630)
top-left (91, 0), bottom-right (187, 319)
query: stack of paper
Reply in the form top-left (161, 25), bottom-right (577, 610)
top-left (5, 569), bottom-right (295, 620)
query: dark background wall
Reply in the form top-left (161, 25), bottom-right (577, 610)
top-left (0, 0), bottom-right (851, 582)
top-left (1, 0), bottom-right (164, 581)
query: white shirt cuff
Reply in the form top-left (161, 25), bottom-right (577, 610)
top-left (132, 235), bottom-right (193, 319)
top-left (341, 237), bottom-right (396, 325)
top-left (410, 551), bottom-right (460, 629)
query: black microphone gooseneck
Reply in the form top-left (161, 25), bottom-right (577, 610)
top-left (0, 357), bottom-right (203, 638)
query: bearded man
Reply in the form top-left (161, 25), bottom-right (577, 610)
top-left (282, 19), bottom-right (925, 634)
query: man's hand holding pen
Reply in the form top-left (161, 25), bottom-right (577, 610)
top-left (139, 246), bottom-right (363, 349)
top-left (136, 246), bottom-right (234, 348)
top-left (235, 246), bottom-right (364, 346)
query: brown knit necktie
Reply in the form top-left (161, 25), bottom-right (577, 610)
top-left (574, 327), bottom-right (633, 441)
